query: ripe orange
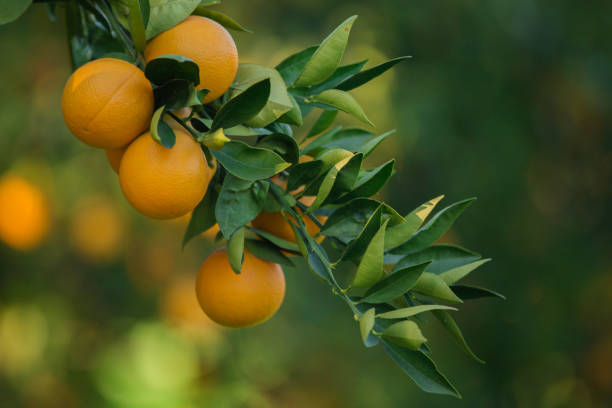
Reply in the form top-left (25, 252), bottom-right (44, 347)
top-left (195, 249), bottom-right (285, 328)
top-left (62, 58), bottom-right (154, 149)
top-left (105, 147), bottom-right (127, 174)
top-left (119, 129), bottom-right (210, 219)
top-left (144, 16), bottom-right (238, 104)
top-left (0, 175), bottom-right (49, 250)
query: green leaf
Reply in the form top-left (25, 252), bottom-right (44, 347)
top-left (227, 227), bottom-right (245, 274)
top-left (112, 0), bottom-right (200, 39)
top-left (244, 239), bottom-right (294, 267)
top-left (192, 6), bottom-right (252, 32)
top-left (211, 141), bottom-right (290, 181)
top-left (309, 89), bottom-right (373, 126)
top-left (389, 244), bottom-right (481, 273)
top-left (337, 56), bottom-right (412, 91)
top-left (150, 106), bottom-right (176, 148)
top-left (249, 228), bottom-right (301, 254)
top-left (307, 155), bottom-right (353, 213)
top-left (287, 160), bottom-right (324, 192)
top-left (215, 175), bottom-right (269, 238)
top-left (384, 195), bottom-right (444, 251)
top-left (412, 273), bottom-right (462, 303)
top-left (351, 219), bottom-right (389, 289)
top-left (325, 153), bottom-right (363, 202)
top-left (390, 198), bottom-right (476, 255)
top-left (153, 79), bottom-right (201, 110)
top-left (341, 206), bottom-right (382, 262)
top-left (294, 15), bottom-right (358, 87)
top-left (306, 110), bottom-right (338, 139)
top-left (362, 262), bottom-right (431, 304)
top-left (276, 46), bottom-right (318, 86)
top-left (377, 305), bottom-right (458, 319)
top-left (182, 177), bottom-right (219, 248)
top-left (381, 339), bottom-right (461, 398)
top-left (198, 0), bottom-right (220, 5)
top-left (278, 94), bottom-right (303, 126)
top-left (338, 160), bottom-right (395, 202)
top-left (257, 134), bottom-right (300, 164)
top-left (439, 259), bottom-right (491, 285)
top-left (230, 65), bottom-right (293, 128)
top-left (433, 310), bottom-right (485, 364)
top-left (127, 0), bottom-right (147, 52)
top-left (0, 0), bottom-right (32, 25)
top-left (145, 54), bottom-right (200, 86)
top-left (359, 308), bottom-right (376, 346)
top-left (303, 128), bottom-right (373, 156)
top-left (451, 285), bottom-right (506, 301)
top-left (211, 79), bottom-right (271, 132)
top-left (382, 321), bottom-right (427, 350)
top-left (358, 130), bottom-right (395, 157)
top-left (308, 60), bottom-right (368, 94)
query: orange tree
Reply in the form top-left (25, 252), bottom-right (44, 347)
top-left (2, 0), bottom-right (504, 398)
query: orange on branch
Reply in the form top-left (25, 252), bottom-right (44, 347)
top-left (144, 16), bottom-right (238, 104)
top-left (61, 58), bottom-right (154, 149)
top-left (119, 129), bottom-right (210, 219)
top-left (195, 249), bottom-right (285, 328)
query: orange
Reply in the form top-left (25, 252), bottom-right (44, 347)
top-left (119, 129), bottom-right (210, 219)
top-left (144, 16), bottom-right (238, 104)
top-left (105, 146), bottom-right (127, 174)
top-left (195, 249), bottom-right (285, 328)
top-left (62, 58), bottom-right (154, 149)
top-left (0, 175), bottom-right (49, 250)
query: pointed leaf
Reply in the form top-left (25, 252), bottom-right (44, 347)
top-left (250, 228), bottom-right (301, 254)
top-left (309, 89), bottom-right (373, 126)
top-left (150, 106), bottom-right (176, 148)
top-left (228, 227), bottom-right (245, 274)
top-left (287, 160), bottom-right (324, 192)
top-left (294, 16), bottom-right (358, 87)
top-left (362, 261), bottom-right (431, 304)
top-left (211, 141), bottom-right (290, 181)
top-left (244, 238), bottom-right (294, 267)
top-left (307, 155), bottom-right (353, 213)
top-left (451, 285), bottom-right (506, 301)
top-left (193, 6), bottom-right (252, 32)
top-left (257, 133), bottom-right (300, 164)
top-left (182, 178), bottom-right (219, 248)
top-left (359, 308), bottom-right (376, 346)
top-left (304, 128), bottom-right (374, 156)
top-left (342, 207), bottom-right (382, 262)
top-left (440, 259), bottom-right (491, 285)
top-left (351, 219), bottom-right (389, 289)
top-left (127, 0), bottom-right (147, 52)
top-left (382, 321), bottom-right (427, 350)
top-left (433, 310), bottom-right (485, 364)
top-left (337, 56), bottom-right (412, 91)
top-left (306, 110), bottom-right (339, 138)
top-left (389, 244), bottom-right (481, 272)
top-left (339, 160), bottom-right (394, 202)
top-left (276, 46), bottom-right (318, 86)
top-left (358, 130), bottom-right (395, 157)
top-left (377, 305), bottom-right (458, 319)
top-left (215, 175), bottom-right (269, 238)
top-left (210, 79), bottom-right (271, 132)
top-left (413, 272), bottom-right (462, 303)
top-left (278, 93), bottom-right (303, 126)
top-left (385, 195), bottom-right (444, 251)
top-left (309, 60), bottom-right (368, 94)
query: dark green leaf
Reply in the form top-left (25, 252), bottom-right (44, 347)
top-left (377, 305), bottom-right (458, 319)
top-left (362, 261), bottom-right (431, 304)
top-left (307, 155), bottom-right (354, 213)
top-left (287, 160), bottom-right (324, 192)
top-left (358, 130), bottom-right (395, 157)
top-left (154, 79), bottom-right (200, 110)
top-left (381, 339), bottom-right (461, 398)
top-left (257, 133), bottom-right (300, 164)
top-left (341, 206), bottom-right (382, 262)
top-left (303, 128), bottom-right (374, 156)
top-left (244, 239), bottom-right (295, 267)
top-left (210, 79), bottom-right (271, 132)
top-left (325, 153), bottom-right (363, 202)
top-left (228, 227), bottom-right (245, 274)
top-left (145, 54), bottom-right (200, 86)
top-left (215, 175), bottom-right (269, 239)
top-left (337, 56), bottom-right (412, 91)
top-left (192, 6), bottom-right (252, 32)
top-left (450, 285), bottom-right (506, 301)
top-left (309, 60), bottom-right (368, 94)
top-left (211, 141), bottom-right (290, 181)
top-left (433, 310), bottom-right (485, 364)
top-left (337, 160), bottom-right (395, 202)
top-left (301, 125), bottom-right (342, 155)
top-left (275, 46), bottom-right (318, 86)
top-left (306, 110), bottom-right (338, 139)
top-left (150, 106), bottom-right (176, 148)
top-left (278, 93), bottom-right (303, 126)
top-left (249, 228), bottom-right (300, 254)
top-left (439, 259), bottom-right (491, 285)
top-left (389, 244), bottom-right (481, 273)
top-left (413, 273), bottom-right (462, 303)
top-left (182, 177), bottom-right (219, 248)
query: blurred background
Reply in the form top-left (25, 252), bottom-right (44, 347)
top-left (1, 1), bottom-right (611, 407)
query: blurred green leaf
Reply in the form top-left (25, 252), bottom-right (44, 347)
top-left (0, 0), bottom-right (32, 25)
top-left (389, 244), bottom-right (481, 273)
top-left (382, 321), bottom-right (427, 350)
top-left (362, 261), bottom-right (431, 304)
top-left (309, 89), bottom-right (373, 126)
top-left (306, 110), bottom-right (338, 139)
top-left (381, 339), bottom-right (461, 398)
top-left (216, 175), bottom-right (269, 238)
top-left (413, 272), bottom-right (463, 303)
top-left (359, 308), bottom-right (376, 346)
top-left (294, 15), bottom-right (357, 87)
top-left (150, 106), bottom-right (176, 148)
top-left (192, 6), bottom-right (252, 32)
top-left (228, 227), bottom-right (245, 274)
top-left (231, 65), bottom-right (293, 128)
top-left (433, 310), bottom-right (485, 364)
top-left (211, 78), bottom-right (271, 131)
top-left (182, 177), bottom-right (218, 248)
top-left (145, 55), bottom-right (200, 86)
top-left (439, 258), bottom-right (491, 285)
top-left (211, 141), bottom-right (290, 181)
top-left (390, 198), bottom-right (476, 255)
top-left (337, 56), bottom-right (412, 91)
top-left (451, 285), bottom-right (506, 301)
top-left (377, 305), bottom-right (458, 319)
top-left (351, 219), bottom-right (388, 289)
top-left (276, 46), bottom-right (318, 86)
top-left (244, 239), bottom-right (295, 267)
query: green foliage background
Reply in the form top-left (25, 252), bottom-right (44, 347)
top-left (0, 1), bottom-right (611, 407)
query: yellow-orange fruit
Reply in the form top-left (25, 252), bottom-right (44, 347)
top-left (0, 175), bottom-right (49, 250)
top-left (61, 58), bottom-right (154, 148)
top-left (195, 249), bottom-right (285, 328)
top-left (104, 146), bottom-right (127, 174)
top-left (144, 16), bottom-right (238, 104)
top-left (119, 129), bottom-right (210, 219)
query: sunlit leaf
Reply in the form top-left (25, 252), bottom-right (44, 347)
top-left (377, 305), bottom-right (458, 319)
top-left (309, 89), bottom-right (373, 126)
top-left (384, 195), bottom-right (444, 251)
top-left (382, 321), bottom-right (427, 350)
top-left (351, 219), bottom-right (388, 289)
top-left (412, 272), bottom-right (462, 303)
top-left (211, 141), bottom-right (290, 181)
top-left (439, 259), bottom-right (491, 285)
